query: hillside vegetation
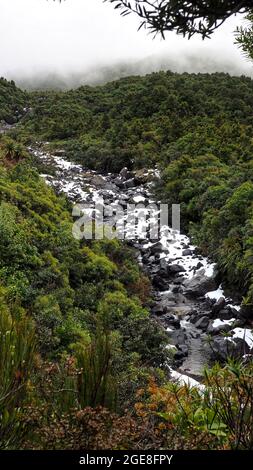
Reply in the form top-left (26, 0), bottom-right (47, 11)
top-left (1, 73), bottom-right (253, 449)
top-left (21, 71), bottom-right (253, 305)
top-left (0, 78), bottom-right (27, 124)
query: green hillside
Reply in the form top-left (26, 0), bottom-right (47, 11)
top-left (0, 77), bottom-right (27, 124)
top-left (1, 73), bottom-right (253, 449)
top-left (20, 71), bottom-right (253, 304)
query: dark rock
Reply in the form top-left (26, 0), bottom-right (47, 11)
top-left (159, 258), bottom-right (168, 271)
top-left (208, 318), bottom-right (245, 336)
top-left (182, 249), bottom-right (192, 256)
top-left (172, 285), bottom-right (183, 293)
top-left (210, 336), bottom-right (250, 362)
top-left (178, 344), bottom-right (189, 356)
top-left (53, 149), bottom-right (66, 157)
top-left (174, 350), bottom-right (186, 360)
top-left (152, 275), bottom-right (169, 290)
top-left (183, 268), bottom-right (217, 298)
top-left (218, 307), bottom-right (236, 320)
top-left (195, 316), bottom-right (210, 330)
top-left (150, 242), bottom-right (165, 254)
top-left (195, 262), bottom-right (204, 270)
top-left (152, 304), bottom-right (166, 315)
top-left (119, 167), bottom-right (133, 179)
top-left (164, 314), bottom-right (181, 329)
top-left (168, 264), bottom-right (186, 274)
top-left (124, 178), bottom-right (136, 189)
top-left (212, 297), bottom-right (226, 316)
top-left (167, 329), bottom-right (187, 346)
top-left (114, 177), bottom-right (125, 188)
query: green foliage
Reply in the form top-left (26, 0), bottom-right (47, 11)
top-left (2, 72), bottom-right (253, 449)
top-left (74, 330), bottom-right (117, 410)
top-left (106, 1), bottom-right (252, 39)
top-left (0, 287), bottom-right (35, 449)
top-left (0, 78), bottom-right (27, 124)
top-left (235, 12), bottom-right (253, 62)
top-left (22, 72), bottom-right (253, 172)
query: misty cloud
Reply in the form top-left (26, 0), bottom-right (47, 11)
top-left (0, 0), bottom-right (252, 89)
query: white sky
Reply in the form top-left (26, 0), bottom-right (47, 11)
top-left (0, 0), bottom-right (252, 82)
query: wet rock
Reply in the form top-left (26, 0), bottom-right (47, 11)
top-left (168, 329), bottom-right (187, 346)
top-left (218, 307), bottom-right (236, 320)
top-left (178, 344), bottom-right (189, 356)
top-left (183, 268), bottom-right (217, 298)
top-left (168, 264), bottom-right (186, 274)
top-left (117, 199), bottom-right (128, 208)
top-left (143, 254), bottom-right (155, 265)
top-left (174, 350), bottom-right (187, 360)
top-left (165, 315), bottom-right (181, 329)
top-left (150, 242), bottom-right (165, 254)
top-left (212, 297), bottom-right (226, 316)
top-left (159, 258), bottom-right (168, 271)
top-left (173, 275), bottom-right (186, 285)
top-left (124, 178), bottom-right (136, 189)
top-left (152, 304), bottom-right (166, 316)
top-left (207, 322), bottom-right (234, 336)
top-left (195, 316), bottom-right (210, 331)
top-left (114, 177), bottom-right (125, 188)
top-left (210, 336), bottom-right (250, 362)
top-left (172, 285), bottom-right (183, 293)
top-left (90, 175), bottom-right (108, 187)
top-left (119, 167), bottom-right (133, 179)
top-left (182, 249), bottom-right (192, 256)
top-left (152, 275), bottom-right (169, 290)
top-left (195, 261), bottom-right (204, 270)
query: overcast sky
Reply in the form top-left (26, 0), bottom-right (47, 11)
top-left (0, 0), bottom-right (252, 86)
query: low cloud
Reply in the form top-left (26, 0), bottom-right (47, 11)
top-left (0, 0), bottom-right (252, 89)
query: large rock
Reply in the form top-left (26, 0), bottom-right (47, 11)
top-left (152, 304), bottom-right (166, 316)
top-left (90, 175), bottom-right (108, 187)
top-left (218, 307), bottom-right (238, 321)
top-left (164, 314), bottom-right (181, 329)
top-left (119, 167), bottom-right (133, 179)
top-left (207, 322), bottom-right (235, 336)
top-left (182, 249), bottom-right (193, 256)
top-left (183, 268), bottom-right (217, 298)
top-left (167, 329), bottom-right (187, 347)
top-left (150, 242), bottom-right (165, 255)
top-left (134, 168), bottom-right (159, 184)
top-left (211, 297), bottom-right (226, 316)
top-left (195, 316), bottom-right (210, 331)
top-left (114, 177), bottom-right (125, 189)
top-left (152, 275), bottom-right (169, 291)
top-left (210, 336), bottom-right (250, 362)
top-left (168, 264), bottom-right (186, 274)
top-left (124, 178), bottom-right (136, 189)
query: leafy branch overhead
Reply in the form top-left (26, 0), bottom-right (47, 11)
top-left (105, 0), bottom-right (253, 38)
top-left (235, 12), bottom-right (253, 60)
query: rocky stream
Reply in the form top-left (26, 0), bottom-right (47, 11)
top-left (32, 145), bottom-right (253, 387)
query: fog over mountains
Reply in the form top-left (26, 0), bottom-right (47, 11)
top-left (9, 50), bottom-right (253, 91)
top-left (1, 0), bottom-right (252, 90)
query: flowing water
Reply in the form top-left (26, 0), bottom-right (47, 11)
top-left (31, 146), bottom-right (250, 386)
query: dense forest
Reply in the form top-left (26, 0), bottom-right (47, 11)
top-left (1, 73), bottom-right (253, 449)
top-left (20, 72), bottom-right (253, 306)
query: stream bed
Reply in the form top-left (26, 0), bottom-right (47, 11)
top-left (32, 145), bottom-right (253, 386)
